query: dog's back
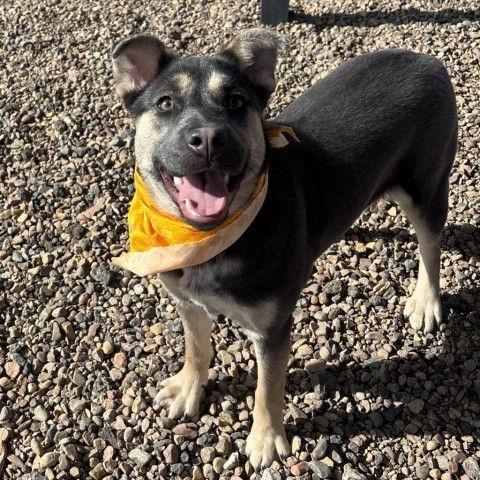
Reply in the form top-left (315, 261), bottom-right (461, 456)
top-left (270, 49), bottom-right (457, 253)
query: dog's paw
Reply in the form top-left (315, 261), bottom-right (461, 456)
top-left (154, 368), bottom-right (205, 419)
top-left (246, 420), bottom-right (290, 470)
top-left (404, 290), bottom-right (442, 333)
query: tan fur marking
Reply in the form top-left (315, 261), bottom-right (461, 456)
top-left (134, 111), bottom-right (179, 215)
top-left (246, 335), bottom-right (291, 468)
top-left (173, 72), bottom-right (194, 97)
top-left (154, 303), bottom-right (212, 419)
top-left (207, 71), bottom-right (227, 98)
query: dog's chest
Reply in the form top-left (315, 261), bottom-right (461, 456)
top-left (161, 259), bottom-right (275, 334)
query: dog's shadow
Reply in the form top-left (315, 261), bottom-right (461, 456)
top-left (282, 294), bottom-right (480, 472)
top-left (289, 5), bottom-right (480, 29)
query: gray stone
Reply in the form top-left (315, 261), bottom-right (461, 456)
top-left (128, 448), bottom-right (152, 466)
top-left (407, 399), bottom-right (424, 414)
top-left (261, 468), bottom-right (283, 480)
top-left (312, 436), bottom-right (329, 460)
top-left (310, 461), bottom-right (333, 479)
top-left (343, 463), bottom-right (368, 480)
top-left (463, 457), bottom-right (480, 480)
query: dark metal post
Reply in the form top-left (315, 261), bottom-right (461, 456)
top-left (261, 0), bottom-right (289, 25)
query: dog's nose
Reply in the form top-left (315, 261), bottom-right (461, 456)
top-left (187, 127), bottom-right (227, 160)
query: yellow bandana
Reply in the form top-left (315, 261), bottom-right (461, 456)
top-left (112, 123), bottom-right (299, 276)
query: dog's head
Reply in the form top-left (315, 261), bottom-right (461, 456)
top-left (112, 29), bottom-right (285, 230)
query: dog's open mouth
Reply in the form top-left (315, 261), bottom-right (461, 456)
top-left (161, 170), bottom-right (241, 227)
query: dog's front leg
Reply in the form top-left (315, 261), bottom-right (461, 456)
top-left (155, 302), bottom-right (212, 419)
top-left (246, 326), bottom-right (291, 470)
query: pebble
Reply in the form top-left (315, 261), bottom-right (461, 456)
top-left (262, 469), bottom-right (283, 480)
top-left (407, 399), bottom-right (425, 414)
top-left (310, 461), bottom-right (332, 479)
top-left (128, 449), bottom-right (152, 467)
top-left (291, 461), bottom-right (309, 476)
top-left (40, 452), bottom-right (59, 468)
top-left (51, 322), bottom-right (62, 342)
top-left (462, 457), bottom-right (480, 480)
top-left (71, 370), bottom-right (86, 387)
top-left (33, 406), bottom-right (49, 422)
top-left (163, 444), bottom-right (178, 464)
top-left (215, 437), bottom-right (232, 455)
top-left (90, 463), bottom-right (108, 480)
top-left (201, 447), bottom-right (216, 463)
top-left (312, 437), bottom-right (329, 460)
top-left (113, 352), bottom-right (127, 369)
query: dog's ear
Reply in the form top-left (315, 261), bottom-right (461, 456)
top-left (111, 35), bottom-right (174, 106)
top-left (220, 28), bottom-right (287, 99)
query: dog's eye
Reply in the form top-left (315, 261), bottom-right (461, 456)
top-left (228, 94), bottom-right (244, 109)
top-left (158, 96), bottom-right (175, 111)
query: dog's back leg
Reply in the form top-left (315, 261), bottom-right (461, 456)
top-left (389, 178), bottom-right (449, 333)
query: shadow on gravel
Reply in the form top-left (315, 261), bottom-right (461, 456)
top-left (282, 223), bottom-right (479, 476)
top-left (282, 296), bottom-right (480, 477)
top-left (290, 7), bottom-right (480, 28)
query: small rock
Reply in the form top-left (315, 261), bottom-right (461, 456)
top-left (129, 448), bottom-right (152, 467)
top-left (407, 399), bottom-right (424, 414)
top-left (163, 444), bottom-right (178, 464)
top-left (11, 251), bottom-right (24, 263)
top-left (289, 404), bottom-right (308, 423)
top-left (223, 452), bottom-right (239, 470)
top-left (52, 322), bottom-right (62, 341)
top-left (262, 468), bottom-right (283, 480)
top-left (124, 427), bottom-right (134, 443)
top-left (426, 440), bottom-right (439, 451)
top-left (213, 457), bottom-right (227, 474)
top-left (5, 362), bottom-right (20, 379)
top-left (291, 461), bottom-right (309, 476)
top-left (71, 370), bottom-right (86, 387)
top-left (34, 405), bottom-right (50, 422)
top-left (60, 321), bottom-right (75, 341)
top-left (102, 342), bottom-right (114, 355)
top-left (343, 463), bottom-right (368, 480)
top-left (463, 457), bottom-right (480, 480)
top-left (113, 352), bottom-right (127, 369)
top-left (200, 447), bottom-right (216, 463)
top-left (292, 435), bottom-right (302, 454)
top-left (40, 452), bottom-right (59, 468)
top-left (90, 463), bottom-right (108, 480)
top-left (312, 436), bottom-right (329, 460)
top-left (309, 460), bottom-right (332, 479)
top-left (172, 423), bottom-right (198, 439)
top-left (216, 437), bottom-right (232, 456)
top-left (416, 464), bottom-right (430, 479)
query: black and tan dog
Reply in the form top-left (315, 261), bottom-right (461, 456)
top-left (111, 29), bottom-right (457, 469)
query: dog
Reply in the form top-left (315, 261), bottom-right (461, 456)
top-left (111, 29), bottom-right (457, 469)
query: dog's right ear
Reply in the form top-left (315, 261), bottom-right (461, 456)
top-left (111, 35), bottom-right (174, 106)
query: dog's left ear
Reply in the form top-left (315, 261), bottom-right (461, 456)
top-left (111, 35), bottom-right (175, 106)
top-left (220, 28), bottom-right (287, 99)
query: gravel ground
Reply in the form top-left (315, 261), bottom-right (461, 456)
top-left (1, 0), bottom-right (480, 479)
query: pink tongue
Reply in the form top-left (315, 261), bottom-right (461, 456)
top-left (177, 171), bottom-right (229, 219)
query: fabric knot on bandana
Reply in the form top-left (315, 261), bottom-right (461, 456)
top-left (112, 123), bottom-right (299, 276)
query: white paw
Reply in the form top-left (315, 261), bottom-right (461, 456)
top-left (246, 420), bottom-right (290, 470)
top-left (154, 367), bottom-right (206, 419)
top-left (404, 290), bottom-right (442, 333)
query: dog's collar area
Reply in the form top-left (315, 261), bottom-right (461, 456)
top-left (112, 123), bottom-right (299, 276)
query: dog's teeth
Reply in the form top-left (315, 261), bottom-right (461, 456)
top-left (223, 174), bottom-right (230, 185)
top-left (173, 176), bottom-right (183, 187)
